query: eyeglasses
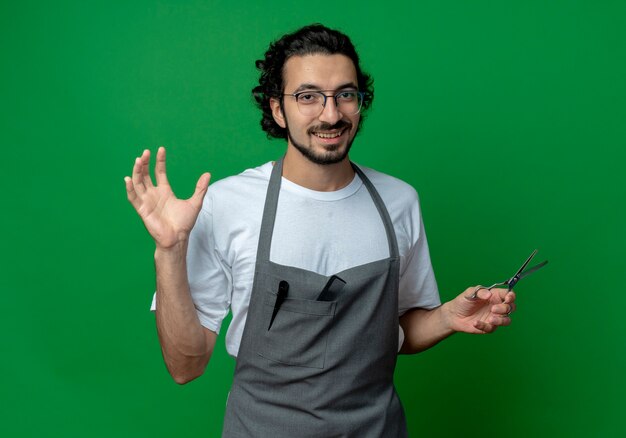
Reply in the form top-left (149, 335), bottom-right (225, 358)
top-left (282, 90), bottom-right (365, 117)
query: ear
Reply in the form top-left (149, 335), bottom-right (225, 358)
top-left (270, 97), bottom-right (286, 128)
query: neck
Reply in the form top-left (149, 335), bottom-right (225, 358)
top-left (281, 145), bottom-right (355, 191)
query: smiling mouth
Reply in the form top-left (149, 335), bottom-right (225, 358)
top-left (311, 129), bottom-right (346, 139)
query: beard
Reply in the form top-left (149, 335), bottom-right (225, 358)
top-left (285, 118), bottom-right (357, 166)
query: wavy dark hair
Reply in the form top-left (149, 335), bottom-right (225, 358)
top-left (253, 24), bottom-right (374, 139)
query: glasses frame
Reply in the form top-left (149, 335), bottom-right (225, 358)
top-left (282, 89), bottom-right (366, 116)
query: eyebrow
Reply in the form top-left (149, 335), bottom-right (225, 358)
top-left (291, 82), bottom-right (358, 93)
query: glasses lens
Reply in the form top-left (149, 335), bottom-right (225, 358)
top-left (296, 92), bottom-right (324, 116)
top-left (336, 91), bottom-right (362, 115)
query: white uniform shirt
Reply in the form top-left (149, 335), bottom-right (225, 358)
top-left (152, 162), bottom-right (440, 357)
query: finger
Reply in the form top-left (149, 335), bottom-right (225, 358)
top-left (125, 176), bottom-right (145, 214)
top-left (465, 286), bottom-right (492, 302)
top-left (188, 172), bottom-right (211, 210)
top-left (489, 287), bottom-right (508, 302)
top-left (131, 156), bottom-right (146, 193)
top-left (473, 320), bottom-right (496, 334)
top-left (487, 314), bottom-right (512, 327)
top-left (503, 291), bottom-right (516, 304)
top-left (492, 288), bottom-right (515, 304)
top-left (491, 302), bottom-right (513, 315)
top-left (124, 176), bottom-right (138, 204)
top-left (141, 149), bottom-right (154, 188)
top-left (155, 146), bottom-right (170, 187)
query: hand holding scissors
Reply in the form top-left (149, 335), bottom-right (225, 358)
top-left (468, 249), bottom-right (548, 300)
top-left (444, 250), bottom-right (548, 334)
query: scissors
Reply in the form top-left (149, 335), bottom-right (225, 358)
top-left (468, 249), bottom-right (548, 300)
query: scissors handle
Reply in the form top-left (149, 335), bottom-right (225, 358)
top-left (468, 282), bottom-right (507, 299)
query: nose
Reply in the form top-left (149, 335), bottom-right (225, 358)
top-left (318, 96), bottom-right (343, 125)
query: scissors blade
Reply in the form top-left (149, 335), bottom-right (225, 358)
top-left (518, 260), bottom-right (548, 280)
top-left (512, 249), bottom-right (538, 278)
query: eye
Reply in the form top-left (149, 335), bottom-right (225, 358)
top-left (297, 92), bottom-right (321, 104)
top-left (337, 91), bottom-right (357, 101)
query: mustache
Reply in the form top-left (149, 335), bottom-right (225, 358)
top-left (307, 120), bottom-right (352, 134)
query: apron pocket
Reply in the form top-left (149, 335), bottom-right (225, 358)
top-left (258, 290), bottom-right (336, 369)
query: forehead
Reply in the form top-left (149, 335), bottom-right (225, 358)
top-left (282, 54), bottom-right (357, 91)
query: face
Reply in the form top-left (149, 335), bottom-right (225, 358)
top-left (270, 54), bottom-right (361, 165)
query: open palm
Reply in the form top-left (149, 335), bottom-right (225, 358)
top-left (124, 147), bottom-right (210, 249)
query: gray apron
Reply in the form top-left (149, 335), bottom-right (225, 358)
top-left (222, 158), bottom-right (407, 438)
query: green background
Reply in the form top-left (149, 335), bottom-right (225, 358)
top-left (2, 0), bottom-right (624, 436)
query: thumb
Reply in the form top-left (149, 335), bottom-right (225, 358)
top-left (464, 286), bottom-right (492, 302)
top-left (188, 172), bottom-right (211, 209)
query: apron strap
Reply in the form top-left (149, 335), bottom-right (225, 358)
top-left (255, 157), bottom-right (284, 263)
top-left (352, 163), bottom-right (400, 260)
top-left (255, 157), bottom-right (400, 263)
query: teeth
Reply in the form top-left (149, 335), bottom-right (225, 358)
top-left (313, 130), bottom-right (343, 139)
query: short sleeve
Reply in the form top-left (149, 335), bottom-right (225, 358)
top-left (398, 199), bottom-right (441, 314)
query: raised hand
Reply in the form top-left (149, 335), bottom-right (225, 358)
top-left (445, 287), bottom-right (517, 334)
top-left (124, 147), bottom-right (211, 249)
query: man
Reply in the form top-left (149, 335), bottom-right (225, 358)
top-left (125, 24), bottom-right (516, 437)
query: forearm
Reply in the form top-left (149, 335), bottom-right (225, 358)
top-left (154, 241), bottom-right (215, 384)
top-left (399, 303), bottom-right (456, 354)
